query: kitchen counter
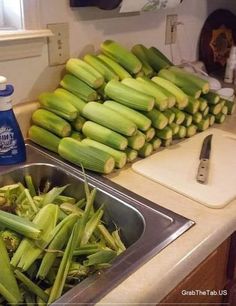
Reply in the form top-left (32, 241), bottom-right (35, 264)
top-left (98, 113), bottom-right (236, 305)
top-left (15, 103), bottom-right (236, 305)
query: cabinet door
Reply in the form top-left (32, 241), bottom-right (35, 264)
top-left (160, 239), bottom-right (230, 306)
top-left (223, 232), bottom-right (236, 306)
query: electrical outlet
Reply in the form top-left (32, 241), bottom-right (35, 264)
top-left (47, 23), bottom-right (70, 66)
top-left (165, 15), bottom-right (178, 45)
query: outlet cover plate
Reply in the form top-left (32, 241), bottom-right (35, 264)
top-left (165, 14), bottom-right (178, 45)
top-left (47, 23), bottom-right (70, 66)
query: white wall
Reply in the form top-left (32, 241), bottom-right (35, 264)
top-left (0, 0), bottom-right (235, 105)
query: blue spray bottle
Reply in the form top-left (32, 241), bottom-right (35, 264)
top-left (0, 76), bottom-right (26, 165)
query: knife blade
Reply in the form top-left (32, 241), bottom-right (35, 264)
top-left (196, 134), bottom-right (213, 184)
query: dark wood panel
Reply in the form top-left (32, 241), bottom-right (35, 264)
top-left (160, 239), bottom-right (230, 306)
top-left (222, 232), bottom-right (236, 306)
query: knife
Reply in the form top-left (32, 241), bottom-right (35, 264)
top-left (196, 134), bottom-right (213, 184)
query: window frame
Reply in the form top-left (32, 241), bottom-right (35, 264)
top-left (0, 0), bottom-right (52, 60)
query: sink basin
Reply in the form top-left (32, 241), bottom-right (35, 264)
top-left (0, 143), bottom-right (194, 305)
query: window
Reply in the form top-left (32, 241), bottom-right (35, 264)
top-left (0, 0), bottom-right (24, 30)
top-left (0, 0), bottom-right (52, 60)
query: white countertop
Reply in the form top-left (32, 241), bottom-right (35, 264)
top-left (97, 114), bottom-right (236, 305)
top-left (15, 103), bottom-right (236, 305)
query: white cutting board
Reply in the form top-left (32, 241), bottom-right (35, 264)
top-left (132, 128), bottom-right (236, 208)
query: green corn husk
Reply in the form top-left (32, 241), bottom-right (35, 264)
top-left (173, 125), bottom-right (187, 139)
top-left (60, 203), bottom-right (83, 216)
top-left (209, 103), bottom-right (223, 115)
top-left (158, 68), bottom-right (202, 98)
top-left (98, 54), bottom-right (132, 80)
top-left (127, 130), bottom-right (146, 150)
top-left (169, 66), bottom-right (209, 94)
top-left (31, 109), bottom-right (72, 138)
top-left (225, 99), bottom-right (235, 115)
top-left (143, 109), bottom-right (168, 130)
top-left (198, 97), bottom-right (208, 111)
top-left (186, 124), bottom-right (197, 138)
top-left (60, 74), bottom-right (98, 102)
top-left (192, 112), bottom-right (203, 124)
top-left (123, 77), bottom-right (169, 111)
top-left (131, 44), bottom-right (155, 77)
top-left (37, 214), bottom-right (79, 280)
top-left (0, 209), bottom-right (42, 240)
top-left (71, 116), bottom-right (87, 132)
top-left (76, 188), bottom-right (97, 247)
top-left (101, 40), bottom-right (142, 74)
top-left (221, 105), bottom-right (228, 115)
top-left (184, 96), bottom-right (200, 115)
top-left (0, 237), bottom-right (22, 305)
top-left (24, 175), bottom-right (37, 197)
top-left (161, 138), bottom-right (173, 147)
top-left (73, 244), bottom-right (103, 256)
top-left (171, 107), bottom-right (185, 125)
top-left (82, 101), bottom-right (137, 136)
top-left (70, 130), bottom-right (85, 142)
top-left (54, 88), bottom-right (87, 113)
top-left (67, 262), bottom-right (90, 279)
top-left (104, 100), bottom-right (151, 132)
top-left (82, 121), bottom-right (128, 151)
top-left (144, 127), bottom-right (156, 142)
top-left (155, 126), bottom-right (173, 140)
top-left (150, 137), bottom-right (162, 150)
top-left (196, 118), bottom-right (210, 131)
top-left (28, 125), bottom-right (61, 154)
top-left (202, 91), bottom-right (220, 104)
top-left (105, 80), bottom-right (155, 112)
top-left (58, 137), bottom-right (115, 174)
top-left (11, 204), bottom-right (59, 271)
top-left (163, 109), bottom-right (175, 124)
top-left (183, 113), bottom-right (193, 127)
top-left (112, 229), bottom-right (126, 253)
top-left (138, 142), bottom-right (153, 158)
top-left (202, 106), bottom-right (209, 117)
top-left (66, 58), bottom-right (104, 89)
top-left (152, 76), bottom-right (188, 109)
top-left (39, 92), bottom-right (78, 122)
top-left (15, 269), bottom-right (49, 303)
top-left (84, 54), bottom-right (119, 82)
top-left (125, 148), bottom-right (138, 162)
top-left (83, 249), bottom-right (117, 267)
top-left (215, 112), bottom-right (226, 124)
top-left (41, 185), bottom-right (69, 207)
top-left (48, 221), bottom-right (80, 304)
top-left (146, 47), bottom-right (172, 71)
top-left (97, 224), bottom-right (117, 251)
top-left (81, 206), bottom-right (104, 245)
top-left (82, 138), bottom-right (127, 169)
top-left (169, 123), bottom-right (180, 135)
top-left (205, 114), bottom-right (215, 126)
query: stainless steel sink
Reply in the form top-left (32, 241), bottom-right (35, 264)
top-left (0, 143), bottom-right (194, 305)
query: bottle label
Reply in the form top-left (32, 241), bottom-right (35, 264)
top-left (0, 126), bottom-right (18, 155)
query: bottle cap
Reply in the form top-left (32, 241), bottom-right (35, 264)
top-left (0, 76), bottom-right (14, 97)
top-left (0, 75), bottom-right (7, 90)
